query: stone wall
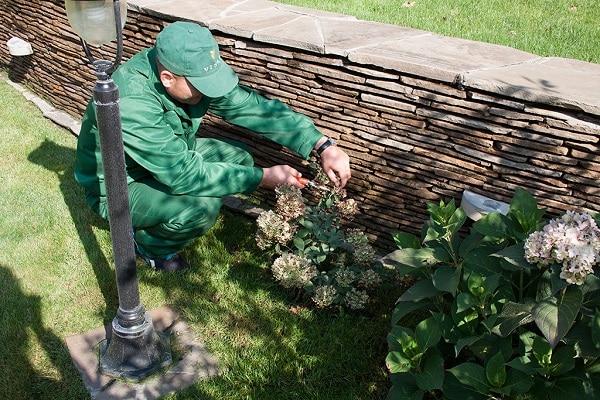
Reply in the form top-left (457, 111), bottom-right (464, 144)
top-left (2, 0), bottom-right (599, 251)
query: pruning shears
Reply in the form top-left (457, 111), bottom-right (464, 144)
top-left (295, 176), bottom-right (329, 191)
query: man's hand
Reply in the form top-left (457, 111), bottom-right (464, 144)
top-left (260, 165), bottom-right (304, 190)
top-left (319, 145), bottom-right (351, 188)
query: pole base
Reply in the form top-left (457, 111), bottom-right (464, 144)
top-left (99, 312), bottom-right (172, 382)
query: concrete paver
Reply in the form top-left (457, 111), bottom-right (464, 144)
top-left (66, 306), bottom-right (219, 400)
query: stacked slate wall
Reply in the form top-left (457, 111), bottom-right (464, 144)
top-left (1, 1), bottom-right (598, 251)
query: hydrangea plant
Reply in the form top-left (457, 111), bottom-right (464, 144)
top-left (383, 188), bottom-right (600, 400)
top-left (255, 166), bottom-right (388, 310)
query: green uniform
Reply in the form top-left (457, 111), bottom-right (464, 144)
top-left (75, 48), bottom-right (323, 258)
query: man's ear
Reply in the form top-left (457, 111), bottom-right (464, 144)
top-left (160, 70), bottom-right (175, 88)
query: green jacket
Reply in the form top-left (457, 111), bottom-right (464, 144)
top-left (75, 48), bottom-right (323, 199)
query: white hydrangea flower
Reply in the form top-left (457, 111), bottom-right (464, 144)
top-left (271, 253), bottom-right (317, 289)
top-left (524, 211), bottom-right (600, 285)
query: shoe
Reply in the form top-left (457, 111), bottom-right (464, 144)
top-left (132, 229), bottom-right (188, 271)
top-left (136, 252), bottom-right (189, 272)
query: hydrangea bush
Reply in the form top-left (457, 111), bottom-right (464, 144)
top-left (255, 167), bottom-right (389, 310)
top-left (383, 188), bottom-right (600, 400)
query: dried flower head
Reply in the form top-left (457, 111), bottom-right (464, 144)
top-left (336, 198), bottom-right (358, 220)
top-left (255, 210), bottom-right (296, 249)
top-left (335, 268), bottom-right (356, 287)
top-left (359, 269), bottom-right (382, 289)
top-left (271, 253), bottom-right (317, 288)
top-left (524, 211), bottom-right (600, 285)
top-left (275, 183), bottom-right (306, 220)
top-left (345, 288), bottom-right (369, 310)
top-left (352, 243), bottom-right (377, 266)
top-left (346, 229), bottom-right (369, 247)
top-left (312, 285), bottom-right (338, 308)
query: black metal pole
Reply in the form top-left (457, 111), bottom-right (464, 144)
top-left (78, 0), bottom-right (171, 381)
top-left (93, 63), bottom-right (171, 381)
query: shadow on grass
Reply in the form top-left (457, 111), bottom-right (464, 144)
top-left (25, 139), bottom-right (393, 398)
top-left (28, 139), bottom-right (118, 324)
top-left (0, 264), bottom-right (88, 399)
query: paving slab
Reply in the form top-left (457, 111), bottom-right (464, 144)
top-left (461, 57), bottom-right (600, 115)
top-left (348, 34), bottom-right (541, 83)
top-left (66, 305), bottom-right (219, 400)
top-left (320, 19), bottom-right (429, 57)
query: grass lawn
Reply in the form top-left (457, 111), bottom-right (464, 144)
top-left (0, 76), bottom-right (402, 399)
top-left (276, 0), bottom-right (600, 64)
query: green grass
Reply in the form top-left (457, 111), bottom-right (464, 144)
top-left (0, 77), bottom-right (401, 399)
top-left (276, 0), bottom-right (600, 64)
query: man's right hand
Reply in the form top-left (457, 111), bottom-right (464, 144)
top-left (260, 165), bottom-right (304, 190)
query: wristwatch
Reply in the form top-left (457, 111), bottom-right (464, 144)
top-left (316, 137), bottom-right (337, 156)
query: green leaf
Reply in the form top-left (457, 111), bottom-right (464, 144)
top-left (392, 231), bottom-right (421, 249)
top-left (388, 325), bottom-right (414, 351)
top-left (454, 335), bottom-right (483, 357)
top-left (415, 355), bottom-right (444, 391)
top-left (433, 312), bottom-right (463, 343)
top-left (532, 286), bottom-right (583, 348)
top-left (492, 244), bottom-right (534, 271)
top-left (415, 316), bottom-right (441, 351)
top-left (509, 188), bottom-right (546, 235)
top-left (388, 372), bottom-right (425, 400)
top-left (391, 300), bottom-right (434, 326)
top-left (532, 335), bottom-right (552, 367)
top-left (549, 377), bottom-right (587, 400)
top-left (482, 273), bottom-right (501, 295)
top-left (381, 247), bottom-right (440, 272)
top-left (549, 345), bottom-right (575, 376)
top-left (293, 237), bottom-right (305, 251)
top-left (447, 206), bottom-right (468, 235)
top-left (301, 219), bottom-right (315, 229)
top-left (473, 212), bottom-right (513, 239)
top-left (447, 362), bottom-right (490, 394)
top-left (456, 292), bottom-right (479, 313)
top-left (432, 265), bottom-right (461, 294)
top-left (502, 368), bottom-right (534, 396)
top-left (581, 273), bottom-right (600, 308)
top-left (458, 230), bottom-right (484, 258)
top-left (386, 351), bottom-right (413, 373)
top-left (592, 309), bottom-right (600, 349)
top-left (492, 300), bottom-right (535, 337)
top-left (486, 351), bottom-right (506, 387)
top-left (442, 372), bottom-right (490, 400)
top-left (506, 355), bottom-right (537, 375)
top-left (398, 278), bottom-right (441, 302)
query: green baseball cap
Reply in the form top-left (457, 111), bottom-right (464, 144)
top-left (155, 21), bottom-right (238, 98)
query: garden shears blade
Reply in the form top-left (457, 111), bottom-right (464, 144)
top-left (295, 176), bottom-right (329, 191)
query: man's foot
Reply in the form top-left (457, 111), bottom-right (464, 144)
top-left (136, 252), bottom-right (189, 272)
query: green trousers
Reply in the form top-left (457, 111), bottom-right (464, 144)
top-left (92, 138), bottom-right (254, 258)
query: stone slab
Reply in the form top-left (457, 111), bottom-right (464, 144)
top-left (348, 34), bottom-right (541, 83)
top-left (321, 19), bottom-right (429, 57)
top-left (65, 305), bottom-right (219, 400)
top-left (461, 57), bottom-right (600, 115)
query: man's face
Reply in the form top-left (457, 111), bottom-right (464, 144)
top-left (161, 72), bottom-right (203, 105)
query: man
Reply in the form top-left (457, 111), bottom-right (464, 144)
top-left (75, 21), bottom-right (351, 271)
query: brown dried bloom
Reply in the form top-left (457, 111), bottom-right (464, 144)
top-left (255, 210), bottom-right (296, 249)
top-left (335, 268), bottom-right (356, 287)
top-left (353, 243), bottom-right (377, 266)
top-left (336, 198), bottom-right (358, 220)
top-left (345, 288), bottom-right (369, 310)
top-left (359, 269), bottom-right (382, 289)
top-left (312, 285), bottom-right (338, 308)
top-left (275, 184), bottom-right (305, 221)
top-left (271, 253), bottom-right (317, 288)
top-left (346, 229), bottom-right (369, 247)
